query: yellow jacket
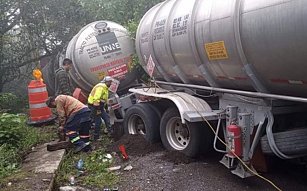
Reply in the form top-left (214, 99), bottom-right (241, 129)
top-left (88, 83), bottom-right (109, 105)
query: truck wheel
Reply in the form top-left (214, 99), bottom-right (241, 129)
top-left (160, 107), bottom-right (202, 157)
top-left (261, 128), bottom-right (307, 155)
top-left (123, 103), bottom-right (160, 143)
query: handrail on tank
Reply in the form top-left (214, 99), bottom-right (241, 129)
top-left (154, 80), bottom-right (307, 103)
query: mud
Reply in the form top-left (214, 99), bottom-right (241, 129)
top-left (106, 134), bottom-right (307, 191)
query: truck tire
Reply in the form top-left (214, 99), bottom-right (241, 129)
top-left (123, 103), bottom-right (160, 143)
top-left (199, 122), bottom-right (215, 154)
top-left (261, 128), bottom-right (307, 155)
top-left (160, 107), bottom-right (202, 157)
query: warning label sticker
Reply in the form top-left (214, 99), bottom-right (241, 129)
top-left (204, 41), bottom-right (229, 61)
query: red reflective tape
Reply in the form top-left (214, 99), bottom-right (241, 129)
top-left (217, 76), bottom-right (228, 80)
top-left (111, 103), bottom-right (121, 110)
top-left (234, 76), bottom-right (248, 80)
top-left (270, 79), bottom-right (289, 84)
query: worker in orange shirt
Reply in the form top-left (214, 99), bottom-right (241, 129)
top-left (46, 95), bottom-right (91, 153)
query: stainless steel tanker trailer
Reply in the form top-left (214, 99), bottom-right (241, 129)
top-left (110, 0), bottom-right (307, 178)
top-left (42, 20), bottom-right (138, 96)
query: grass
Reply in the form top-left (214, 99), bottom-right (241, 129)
top-left (54, 135), bottom-right (119, 189)
top-left (0, 123), bottom-right (57, 182)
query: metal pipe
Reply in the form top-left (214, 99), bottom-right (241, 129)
top-left (213, 118), bottom-right (227, 153)
top-left (154, 80), bottom-right (307, 103)
top-left (248, 120), bottom-right (264, 159)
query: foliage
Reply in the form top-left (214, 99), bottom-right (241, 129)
top-left (81, 0), bottom-right (164, 38)
top-left (0, 93), bottom-right (26, 113)
top-left (0, 0), bottom-right (164, 91)
top-left (55, 137), bottom-right (118, 189)
top-left (0, 113), bottom-right (57, 178)
top-left (0, 0), bottom-right (93, 92)
top-left (0, 144), bottom-right (19, 179)
top-left (0, 113), bottom-right (24, 146)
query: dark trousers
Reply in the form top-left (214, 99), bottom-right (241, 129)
top-left (65, 108), bottom-right (91, 146)
top-left (88, 103), bottom-right (111, 139)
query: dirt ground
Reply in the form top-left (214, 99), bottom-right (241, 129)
top-left (107, 135), bottom-right (307, 191)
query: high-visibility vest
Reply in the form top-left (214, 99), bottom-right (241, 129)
top-left (87, 83), bottom-right (109, 105)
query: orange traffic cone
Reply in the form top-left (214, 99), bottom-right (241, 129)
top-left (27, 79), bottom-right (56, 126)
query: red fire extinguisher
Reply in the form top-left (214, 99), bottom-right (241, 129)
top-left (227, 123), bottom-right (242, 157)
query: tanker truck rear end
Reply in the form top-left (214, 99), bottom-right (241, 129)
top-left (42, 21), bottom-right (138, 96)
top-left (112, 0), bottom-right (307, 178)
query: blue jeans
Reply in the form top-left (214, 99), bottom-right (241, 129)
top-left (89, 103), bottom-right (111, 139)
top-left (65, 108), bottom-right (91, 147)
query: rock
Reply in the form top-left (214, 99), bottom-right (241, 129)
top-left (42, 178), bottom-right (50, 182)
top-left (105, 153), bottom-right (113, 159)
top-left (59, 186), bottom-right (91, 191)
top-left (124, 164), bottom-right (133, 171)
top-left (107, 165), bottom-right (121, 172)
top-left (172, 168), bottom-right (180, 173)
top-left (102, 159), bottom-right (108, 162)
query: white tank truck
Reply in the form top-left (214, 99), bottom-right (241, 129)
top-left (108, 0), bottom-right (307, 178)
top-left (42, 21), bottom-right (138, 96)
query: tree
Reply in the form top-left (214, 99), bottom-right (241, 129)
top-left (81, 0), bottom-right (164, 37)
top-left (0, 0), bottom-right (92, 92)
top-left (0, 0), bottom-right (164, 92)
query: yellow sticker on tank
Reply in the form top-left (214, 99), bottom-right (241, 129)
top-left (204, 41), bottom-right (228, 61)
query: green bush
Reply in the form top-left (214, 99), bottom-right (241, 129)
top-left (0, 113), bottom-right (57, 179)
top-left (0, 113), bottom-right (24, 147)
top-left (0, 145), bottom-right (19, 178)
top-left (0, 93), bottom-right (27, 113)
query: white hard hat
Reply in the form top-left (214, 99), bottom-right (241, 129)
top-left (101, 76), bottom-right (113, 83)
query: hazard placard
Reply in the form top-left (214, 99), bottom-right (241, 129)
top-left (147, 55), bottom-right (155, 77)
top-left (204, 41), bottom-right (229, 61)
top-left (109, 78), bottom-right (120, 93)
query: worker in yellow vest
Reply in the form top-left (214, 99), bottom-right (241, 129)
top-left (88, 76), bottom-right (113, 140)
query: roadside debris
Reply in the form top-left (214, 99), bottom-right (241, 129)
top-left (76, 159), bottom-right (84, 170)
top-left (69, 176), bottom-right (75, 185)
top-left (108, 165), bottom-right (121, 172)
top-left (123, 164), bottom-right (133, 171)
top-left (59, 186), bottom-right (91, 191)
top-left (103, 187), bottom-right (119, 191)
top-left (119, 144), bottom-right (129, 160)
top-left (105, 153), bottom-right (113, 159)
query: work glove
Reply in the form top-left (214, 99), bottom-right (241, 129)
top-left (58, 126), bottom-right (66, 142)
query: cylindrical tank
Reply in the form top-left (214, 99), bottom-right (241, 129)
top-left (136, 0), bottom-right (307, 97)
top-left (66, 21), bottom-right (136, 93)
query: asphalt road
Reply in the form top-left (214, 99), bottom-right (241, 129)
top-left (108, 135), bottom-right (307, 191)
